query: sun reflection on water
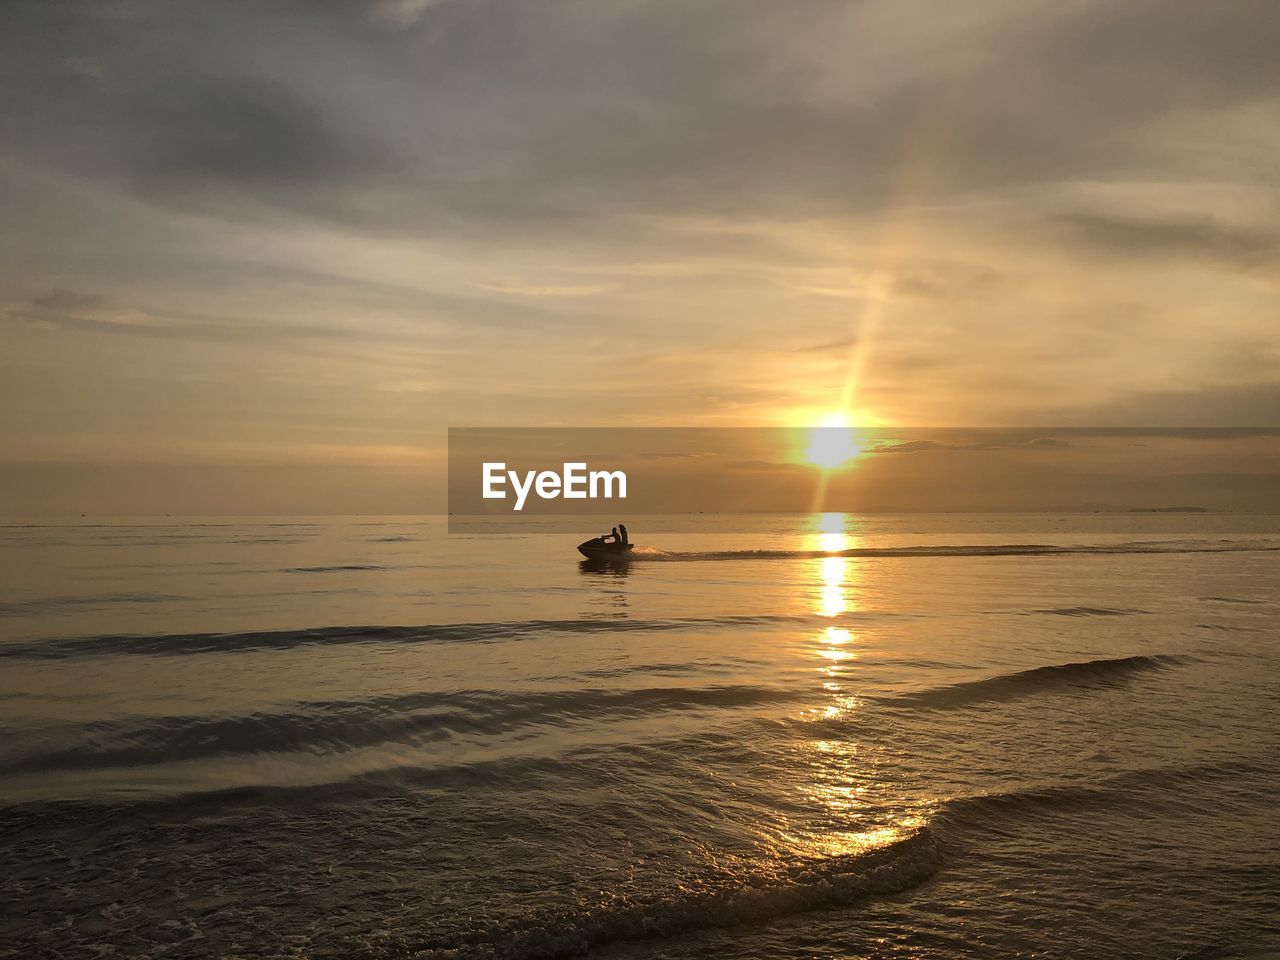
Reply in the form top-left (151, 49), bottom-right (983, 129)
top-left (818, 558), bottom-right (847, 617)
top-left (798, 818), bottom-right (928, 858)
top-left (776, 511), bottom-right (926, 861)
top-left (805, 516), bottom-right (861, 741)
top-left (812, 514), bottom-right (855, 618)
top-left (817, 531), bottom-right (847, 552)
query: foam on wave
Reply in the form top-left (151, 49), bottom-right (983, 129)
top-left (371, 827), bottom-right (940, 959)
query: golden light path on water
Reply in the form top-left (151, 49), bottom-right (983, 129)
top-left (768, 512), bottom-right (925, 859)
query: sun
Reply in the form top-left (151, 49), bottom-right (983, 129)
top-left (803, 413), bottom-right (864, 469)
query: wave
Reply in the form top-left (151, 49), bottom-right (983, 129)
top-left (0, 685), bottom-right (799, 776)
top-left (1035, 606), bottom-right (1148, 617)
top-left (379, 828), bottom-right (939, 959)
top-left (0, 592), bottom-right (189, 616)
top-left (1175, 946), bottom-right (1280, 960)
top-left (633, 539), bottom-right (1280, 562)
top-left (0, 613), bottom-right (824, 660)
top-left (283, 564), bottom-right (388, 573)
top-left (0, 798), bottom-right (937, 957)
top-left (935, 759), bottom-right (1270, 831)
top-left (883, 654), bottom-right (1187, 709)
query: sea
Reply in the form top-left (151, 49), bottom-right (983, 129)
top-left (1, 514), bottom-right (1277, 959)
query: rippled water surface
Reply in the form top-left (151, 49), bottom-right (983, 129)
top-left (1, 515), bottom-right (1278, 959)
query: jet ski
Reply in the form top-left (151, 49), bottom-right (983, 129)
top-left (577, 537), bottom-right (635, 560)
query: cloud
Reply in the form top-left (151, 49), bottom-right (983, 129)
top-left (30, 289), bottom-right (110, 315)
top-left (1041, 382), bottom-right (1280, 428)
top-left (7, 0), bottom-right (1269, 237)
top-left (866, 435), bottom-right (1073, 454)
top-left (795, 337), bottom-right (857, 353)
top-left (129, 73), bottom-right (394, 224)
top-left (8, 289), bottom-right (188, 335)
top-left (5, 288), bottom-right (382, 344)
top-left (1025, 436), bottom-right (1071, 447)
top-left (0, 0), bottom-right (1277, 514)
top-left (372, 0), bottom-right (453, 28)
top-left (0, 0), bottom-right (1273, 289)
top-left (472, 280), bottom-right (615, 298)
top-left (868, 440), bottom-right (947, 454)
top-left (1055, 213), bottom-right (1280, 271)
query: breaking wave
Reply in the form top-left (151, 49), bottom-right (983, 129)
top-left (360, 828), bottom-right (940, 960)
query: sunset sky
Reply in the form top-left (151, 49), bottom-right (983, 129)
top-left (2, 1), bottom-right (1277, 514)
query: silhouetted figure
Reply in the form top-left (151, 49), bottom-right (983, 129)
top-left (577, 524), bottom-right (634, 559)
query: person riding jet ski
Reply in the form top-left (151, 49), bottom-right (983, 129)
top-left (601, 524), bottom-right (629, 547)
top-left (577, 523), bottom-right (632, 558)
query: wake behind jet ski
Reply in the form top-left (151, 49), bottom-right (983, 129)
top-left (577, 523), bottom-right (634, 560)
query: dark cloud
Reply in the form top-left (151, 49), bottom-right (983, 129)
top-left (7, 0), bottom-right (1278, 237)
top-left (867, 435), bottom-right (1073, 454)
top-left (1042, 383), bottom-right (1280, 428)
top-left (7, 288), bottom-right (379, 344)
top-left (960, 435), bottom-right (1075, 451)
top-left (30, 289), bottom-right (110, 314)
top-left (7, 289), bottom-right (177, 337)
top-left (1055, 213), bottom-right (1280, 270)
top-left (868, 440), bottom-right (947, 454)
top-left (1044, 0), bottom-right (1280, 105)
top-left (135, 75), bottom-right (380, 194)
top-left (7, 269), bottom-right (574, 346)
top-left (723, 458), bottom-right (807, 473)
